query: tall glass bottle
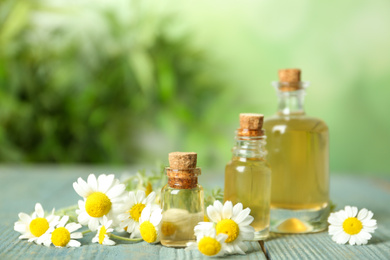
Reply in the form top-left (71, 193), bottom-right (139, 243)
top-left (160, 152), bottom-right (204, 247)
top-left (224, 113), bottom-right (271, 240)
top-left (264, 69), bottom-right (329, 233)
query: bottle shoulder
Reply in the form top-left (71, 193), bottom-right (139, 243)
top-left (264, 114), bottom-right (328, 133)
top-left (226, 158), bottom-right (271, 168)
top-left (162, 184), bottom-right (203, 192)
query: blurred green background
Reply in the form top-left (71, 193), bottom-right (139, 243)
top-left (1, 0), bottom-right (390, 175)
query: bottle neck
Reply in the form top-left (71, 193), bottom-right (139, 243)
top-left (166, 168), bottom-right (200, 189)
top-left (231, 135), bottom-right (267, 160)
top-left (276, 90), bottom-right (306, 115)
top-left (272, 81), bottom-right (309, 116)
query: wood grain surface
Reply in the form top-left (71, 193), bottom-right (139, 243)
top-left (0, 166), bottom-right (389, 259)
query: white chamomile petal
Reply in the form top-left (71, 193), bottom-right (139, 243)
top-left (186, 223), bottom-right (228, 257)
top-left (186, 242), bottom-right (198, 250)
top-left (68, 240), bottom-right (81, 247)
top-left (14, 203), bottom-right (59, 245)
top-left (232, 203), bottom-right (243, 218)
top-left (18, 213), bottom-right (31, 223)
top-left (35, 203), bottom-right (44, 218)
top-left (100, 174), bottom-right (115, 193)
top-left (222, 201), bottom-right (233, 219)
top-left (73, 174), bottom-right (125, 231)
top-left (136, 190), bottom-right (145, 202)
top-left (66, 223), bottom-right (82, 233)
top-left (92, 216), bottom-right (116, 246)
top-left (118, 190), bottom-right (159, 236)
top-left (88, 174), bottom-right (98, 191)
top-left (145, 192), bottom-right (156, 204)
top-left (328, 206), bottom-right (377, 246)
top-left (58, 215), bottom-right (69, 227)
top-left (351, 207), bottom-right (358, 217)
top-left (233, 208), bottom-right (251, 224)
top-left (240, 215), bottom-right (255, 227)
top-left (235, 242), bottom-right (247, 255)
top-left (139, 205), bottom-right (162, 244)
top-left (73, 182), bottom-right (87, 198)
top-left (213, 200), bottom-right (224, 213)
top-left (205, 201), bottom-right (255, 255)
top-left (150, 209), bottom-right (162, 226)
top-left (328, 213), bottom-right (343, 226)
top-left (357, 208), bottom-right (368, 220)
top-left (88, 218), bottom-right (100, 231)
top-left (71, 232), bottom-right (83, 239)
top-left (207, 206), bottom-right (221, 223)
top-left (106, 184), bottom-right (126, 198)
top-left (39, 216), bottom-right (83, 247)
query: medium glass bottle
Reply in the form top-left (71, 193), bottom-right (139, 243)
top-left (224, 113), bottom-right (271, 240)
top-left (264, 69), bottom-right (329, 233)
top-left (160, 152), bottom-right (204, 247)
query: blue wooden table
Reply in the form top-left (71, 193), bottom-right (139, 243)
top-left (1, 165), bottom-right (389, 259)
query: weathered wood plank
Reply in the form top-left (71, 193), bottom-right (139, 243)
top-left (2, 166), bottom-right (389, 259)
top-left (0, 166), bottom-right (265, 259)
top-left (264, 176), bottom-right (390, 260)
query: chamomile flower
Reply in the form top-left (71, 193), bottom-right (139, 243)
top-left (73, 174), bottom-right (126, 231)
top-left (38, 215), bottom-right (83, 247)
top-left (117, 190), bottom-right (158, 238)
top-left (328, 206), bottom-right (377, 245)
top-left (205, 200), bottom-right (255, 255)
top-left (14, 203), bottom-right (60, 244)
top-left (138, 204), bottom-right (162, 244)
top-left (92, 216), bottom-right (115, 246)
top-left (186, 223), bottom-right (228, 257)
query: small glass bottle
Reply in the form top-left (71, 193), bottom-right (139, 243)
top-left (264, 69), bottom-right (329, 233)
top-left (160, 152), bottom-right (204, 247)
top-left (224, 113), bottom-right (271, 240)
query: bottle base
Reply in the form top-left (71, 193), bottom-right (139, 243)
top-left (253, 226), bottom-right (270, 240)
top-left (161, 239), bottom-right (194, 248)
top-left (270, 205), bottom-right (329, 234)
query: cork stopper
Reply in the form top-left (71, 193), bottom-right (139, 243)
top-left (278, 69), bottom-right (301, 82)
top-left (168, 152), bottom-right (197, 169)
top-left (278, 68), bottom-right (301, 91)
top-left (238, 113), bottom-right (264, 137)
top-left (167, 152), bottom-right (200, 189)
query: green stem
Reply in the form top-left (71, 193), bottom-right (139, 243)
top-left (108, 233), bottom-right (143, 242)
top-left (56, 204), bottom-right (78, 213)
top-left (82, 230), bottom-right (92, 235)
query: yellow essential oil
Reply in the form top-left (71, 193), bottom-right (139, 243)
top-left (224, 113), bottom-right (271, 240)
top-left (264, 69), bottom-right (329, 233)
top-left (160, 152), bottom-right (204, 247)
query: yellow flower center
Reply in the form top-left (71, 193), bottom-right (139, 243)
top-left (99, 225), bottom-right (107, 244)
top-left (198, 236), bottom-right (222, 256)
top-left (216, 219), bottom-right (239, 243)
top-left (29, 218), bottom-right (49, 237)
top-left (51, 227), bottom-right (71, 247)
top-left (129, 203), bottom-right (146, 222)
top-left (140, 221), bottom-right (157, 243)
top-left (343, 217), bottom-right (363, 235)
top-left (85, 192), bottom-right (112, 218)
top-left (145, 182), bottom-right (153, 197)
top-left (203, 215), bottom-right (210, 222)
top-left (161, 221), bottom-right (176, 236)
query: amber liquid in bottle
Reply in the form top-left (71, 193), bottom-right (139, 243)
top-left (265, 116), bottom-right (328, 210)
top-left (224, 157), bottom-right (271, 238)
top-left (224, 113), bottom-right (271, 239)
top-left (160, 184), bottom-right (204, 247)
top-left (160, 152), bottom-right (204, 247)
top-left (264, 70), bottom-right (329, 233)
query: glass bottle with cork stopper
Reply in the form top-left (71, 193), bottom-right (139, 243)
top-left (160, 152), bottom-right (204, 247)
top-left (263, 69), bottom-right (329, 233)
top-left (224, 113), bottom-right (271, 240)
